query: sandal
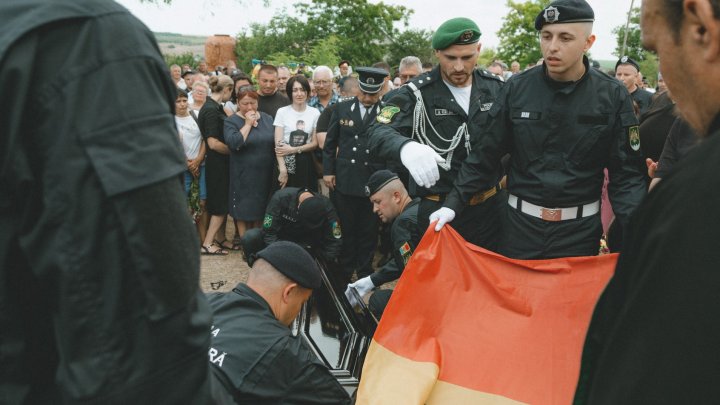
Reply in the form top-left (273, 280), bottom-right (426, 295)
top-left (202, 245), bottom-right (229, 255)
top-left (215, 239), bottom-right (241, 251)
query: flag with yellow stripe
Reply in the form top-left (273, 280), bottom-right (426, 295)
top-left (357, 226), bottom-right (616, 404)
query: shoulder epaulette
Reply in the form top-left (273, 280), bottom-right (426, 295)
top-left (476, 68), bottom-right (504, 83)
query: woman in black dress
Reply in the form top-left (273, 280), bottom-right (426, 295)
top-left (198, 74), bottom-right (234, 255)
top-left (224, 87), bottom-right (275, 241)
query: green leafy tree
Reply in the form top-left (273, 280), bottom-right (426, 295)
top-left (496, 0), bottom-right (546, 68)
top-left (477, 47), bottom-right (498, 69)
top-left (305, 36), bottom-right (341, 67)
top-left (163, 51), bottom-right (196, 68)
top-left (612, 7), bottom-right (644, 60)
top-left (384, 29), bottom-right (434, 70)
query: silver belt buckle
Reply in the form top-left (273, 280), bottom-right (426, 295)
top-left (541, 207), bottom-right (562, 221)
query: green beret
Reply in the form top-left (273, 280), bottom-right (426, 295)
top-left (432, 18), bottom-right (481, 50)
top-left (535, 0), bottom-right (595, 30)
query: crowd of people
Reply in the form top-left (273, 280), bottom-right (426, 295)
top-left (4, 0), bottom-right (720, 403)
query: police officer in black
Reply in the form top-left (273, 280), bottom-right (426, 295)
top-left (367, 17), bottom-right (505, 250)
top-left (344, 170), bottom-right (421, 319)
top-left (615, 56), bottom-right (654, 115)
top-left (323, 67), bottom-right (388, 278)
top-left (242, 187), bottom-right (342, 265)
top-left (207, 241), bottom-right (351, 404)
top-left (434, 0), bottom-right (646, 259)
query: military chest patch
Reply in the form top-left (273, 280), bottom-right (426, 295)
top-left (629, 126), bottom-right (641, 151)
top-left (332, 221), bottom-right (342, 239)
top-left (377, 106), bottom-right (400, 124)
top-left (399, 241), bottom-right (412, 265)
top-left (480, 103), bottom-right (493, 112)
top-left (434, 108), bottom-right (457, 116)
top-left (263, 214), bottom-right (273, 228)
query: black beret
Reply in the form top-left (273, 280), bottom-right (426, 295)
top-left (256, 241), bottom-right (321, 289)
top-left (365, 170), bottom-right (399, 197)
top-left (535, 0), bottom-right (595, 30)
top-left (182, 70), bottom-right (194, 77)
top-left (432, 18), bottom-right (481, 50)
top-left (356, 67), bottom-right (388, 94)
top-left (298, 197), bottom-right (326, 231)
top-left (615, 56), bottom-right (640, 73)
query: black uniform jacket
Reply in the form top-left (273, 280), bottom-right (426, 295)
top-left (573, 115), bottom-right (720, 404)
top-left (368, 66), bottom-right (504, 196)
top-left (445, 57), bottom-right (646, 229)
top-left (207, 284), bottom-right (350, 404)
top-left (263, 187), bottom-right (342, 260)
top-left (323, 98), bottom-right (384, 196)
top-left (0, 1), bottom-right (211, 403)
top-left (370, 198), bottom-right (421, 287)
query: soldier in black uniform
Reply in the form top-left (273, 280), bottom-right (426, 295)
top-left (207, 241), bottom-right (351, 404)
top-left (344, 170), bottom-right (421, 319)
top-left (242, 187), bottom-right (342, 264)
top-left (615, 56), bottom-right (654, 115)
top-left (434, 0), bottom-right (647, 259)
top-left (367, 17), bottom-right (505, 250)
top-left (0, 1), bottom-right (211, 403)
top-left (323, 67), bottom-right (389, 278)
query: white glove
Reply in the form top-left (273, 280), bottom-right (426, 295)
top-left (400, 142), bottom-right (446, 188)
top-left (429, 207), bottom-right (455, 231)
top-left (344, 276), bottom-right (375, 307)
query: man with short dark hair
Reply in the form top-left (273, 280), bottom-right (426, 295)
top-left (368, 17), bottom-right (505, 250)
top-left (257, 64), bottom-right (290, 119)
top-left (207, 241), bottom-right (351, 404)
top-left (615, 56), bottom-right (654, 115)
top-left (338, 60), bottom-right (351, 77)
top-left (574, 0), bottom-right (720, 402)
top-left (434, 0), bottom-right (646, 259)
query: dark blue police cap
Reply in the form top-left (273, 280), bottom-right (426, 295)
top-left (356, 67), bottom-right (388, 94)
top-left (365, 170), bottom-right (399, 197)
top-left (535, 0), bottom-right (595, 30)
top-left (616, 56), bottom-right (640, 73)
top-left (256, 241), bottom-right (321, 289)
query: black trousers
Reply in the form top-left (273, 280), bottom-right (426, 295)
top-left (417, 189), bottom-right (505, 252)
top-left (332, 190), bottom-right (378, 278)
top-left (499, 203), bottom-right (603, 259)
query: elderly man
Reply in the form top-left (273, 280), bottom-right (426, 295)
top-left (433, 0), bottom-right (646, 259)
top-left (344, 170), bottom-right (420, 319)
top-left (615, 56), bottom-right (654, 115)
top-left (309, 65), bottom-right (340, 113)
top-left (397, 56), bottom-right (423, 85)
top-left (573, 0), bottom-right (720, 402)
top-left (368, 17), bottom-right (504, 249)
top-left (207, 241), bottom-right (351, 404)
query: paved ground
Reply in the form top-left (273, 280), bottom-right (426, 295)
top-left (198, 227), bottom-right (249, 293)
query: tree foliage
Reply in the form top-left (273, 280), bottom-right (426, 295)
top-left (163, 51), bottom-right (196, 67)
top-left (384, 29), bottom-right (434, 70)
top-left (496, 0), bottom-right (546, 67)
top-left (235, 0), bottom-right (413, 71)
top-left (612, 7), bottom-right (645, 60)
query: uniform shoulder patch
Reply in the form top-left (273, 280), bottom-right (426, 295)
top-left (377, 106), bottom-right (400, 124)
top-left (399, 241), bottom-right (413, 265)
top-left (332, 221), bottom-right (342, 239)
top-left (477, 68), bottom-right (504, 82)
top-left (263, 214), bottom-right (273, 229)
top-left (629, 125), bottom-right (641, 151)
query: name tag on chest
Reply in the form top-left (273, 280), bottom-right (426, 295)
top-left (435, 108), bottom-right (458, 116)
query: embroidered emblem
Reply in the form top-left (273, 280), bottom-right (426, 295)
top-left (332, 221), bottom-right (342, 239)
top-left (263, 214), bottom-right (273, 228)
top-left (544, 6), bottom-right (560, 23)
top-left (629, 126), bottom-right (641, 151)
top-left (399, 241), bottom-right (412, 265)
top-left (435, 108), bottom-right (457, 116)
top-left (460, 29), bottom-right (473, 42)
top-left (621, 56), bottom-right (629, 63)
top-left (377, 106), bottom-right (400, 124)
top-left (480, 102), bottom-right (493, 112)
top-left (364, 186), bottom-right (371, 196)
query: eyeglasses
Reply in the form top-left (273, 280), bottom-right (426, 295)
top-left (314, 80), bottom-right (332, 86)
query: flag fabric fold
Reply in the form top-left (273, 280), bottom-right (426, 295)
top-left (357, 225), bottom-right (616, 405)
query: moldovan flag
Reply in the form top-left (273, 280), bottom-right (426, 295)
top-left (357, 226), bottom-right (616, 404)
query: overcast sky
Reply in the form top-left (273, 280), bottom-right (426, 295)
top-left (116, 0), bottom-right (640, 61)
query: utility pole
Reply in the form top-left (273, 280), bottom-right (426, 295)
top-left (621, 0), bottom-right (636, 57)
